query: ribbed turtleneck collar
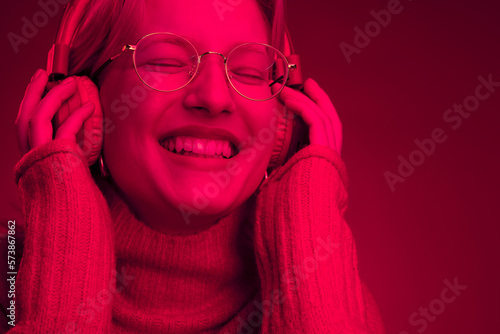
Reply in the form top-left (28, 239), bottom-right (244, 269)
top-left (96, 179), bottom-right (260, 332)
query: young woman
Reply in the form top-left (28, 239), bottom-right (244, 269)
top-left (6, 0), bottom-right (384, 332)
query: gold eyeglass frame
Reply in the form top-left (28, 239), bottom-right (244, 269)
top-left (93, 32), bottom-right (297, 102)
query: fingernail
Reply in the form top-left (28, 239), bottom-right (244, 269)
top-left (31, 69), bottom-right (43, 82)
top-left (61, 77), bottom-right (75, 85)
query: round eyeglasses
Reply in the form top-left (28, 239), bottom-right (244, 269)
top-left (93, 32), bottom-right (297, 101)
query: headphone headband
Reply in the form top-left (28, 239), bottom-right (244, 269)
top-left (47, 0), bottom-right (91, 80)
top-left (283, 25), bottom-right (302, 88)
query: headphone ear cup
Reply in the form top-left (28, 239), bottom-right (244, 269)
top-left (268, 103), bottom-right (294, 171)
top-left (52, 76), bottom-right (103, 166)
top-left (268, 101), bottom-right (310, 171)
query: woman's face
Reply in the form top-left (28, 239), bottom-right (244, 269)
top-left (99, 0), bottom-right (279, 234)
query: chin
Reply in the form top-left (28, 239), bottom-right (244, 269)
top-left (172, 176), bottom-right (247, 215)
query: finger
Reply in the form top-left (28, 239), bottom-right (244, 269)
top-left (303, 79), bottom-right (342, 149)
top-left (280, 85), bottom-right (337, 149)
top-left (16, 69), bottom-right (48, 155)
top-left (288, 80), bottom-right (343, 156)
top-left (303, 79), bottom-right (337, 115)
top-left (29, 77), bottom-right (77, 150)
top-left (54, 101), bottom-right (95, 141)
top-left (284, 98), bottom-right (334, 150)
top-left (303, 79), bottom-right (343, 153)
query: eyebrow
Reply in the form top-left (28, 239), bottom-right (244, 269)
top-left (138, 35), bottom-right (189, 48)
top-left (135, 32), bottom-right (269, 55)
top-left (173, 34), bottom-right (268, 53)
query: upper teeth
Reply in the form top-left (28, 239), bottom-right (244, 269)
top-left (161, 136), bottom-right (238, 158)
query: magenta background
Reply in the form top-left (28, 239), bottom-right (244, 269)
top-left (1, 0), bottom-right (499, 333)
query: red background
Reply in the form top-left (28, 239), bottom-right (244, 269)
top-left (1, 0), bottom-right (499, 333)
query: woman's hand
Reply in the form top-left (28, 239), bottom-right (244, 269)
top-left (15, 69), bottom-right (95, 156)
top-left (278, 78), bottom-right (343, 156)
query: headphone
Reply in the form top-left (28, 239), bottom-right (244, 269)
top-left (47, 0), bottom-right (309, 172)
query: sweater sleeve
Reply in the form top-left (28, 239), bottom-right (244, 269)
top-left (6, 139), bottom-right (115, 333)
top-left (253, 144), bottom-right (385, 333)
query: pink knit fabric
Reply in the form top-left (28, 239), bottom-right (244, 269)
top-left (1, 139), bottom-right (385, 333)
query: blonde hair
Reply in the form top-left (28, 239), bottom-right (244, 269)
top-left (68, 0), bottom-right (144, 78)
top-left (68, 0), bottom-right (285, 81)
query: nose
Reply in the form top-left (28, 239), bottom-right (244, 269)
top-left (183, 53), bottom-right (236, 115)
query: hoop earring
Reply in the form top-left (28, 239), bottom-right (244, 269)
top-left (99, 155), bottom-right (109, 178)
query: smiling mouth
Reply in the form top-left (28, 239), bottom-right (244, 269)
top-left (160, 136), bottom-right (239, 159)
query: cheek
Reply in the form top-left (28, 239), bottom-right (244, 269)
top-left (99, 79), bottom-right (162, 175)
top-left (239, 100), bottom-right (281, 170)
top-left (100, 74), bottom-right (151, 123)
top-left (100, 76), bottom-right (170, 144)
top-left (106, 87), bottom-right (148, 124)
top-left (98, 62), bottom-right (164, 134)
top-left (252, 100), bottom-right (281, 150)
top-left (100, 87), bottom-right (142, 155)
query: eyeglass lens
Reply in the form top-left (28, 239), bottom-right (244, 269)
top-left (133, 34), bottom-right (288, 101)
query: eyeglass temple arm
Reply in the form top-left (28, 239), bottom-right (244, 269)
top-left (92, 45), bottom-right (135, 80)
top-left (268, 63), bottom-right (299, 88)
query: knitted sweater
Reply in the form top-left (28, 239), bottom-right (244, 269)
top-left (1, 139), bottom-right (385, 333)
